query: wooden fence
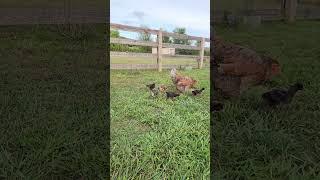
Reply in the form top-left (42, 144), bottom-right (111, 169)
top-left (214, 1), bottom-right (320, 23)
top-left (111, 64), bottom-right (205, 70)
top-left (110, 23), bottom-right (210, 72)
top-left (0, 7), bottom-right (106, 25)
top-left (110, 51), bottom-right (210, 59)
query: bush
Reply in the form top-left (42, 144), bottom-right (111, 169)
top-left (110, 44), bottom-right (151, 53)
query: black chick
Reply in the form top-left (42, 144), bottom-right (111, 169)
top-left (146, 83), bottom-right (158, 97)
top-left (146, 83), bottom-right (156, 90)
top-left (262, 82), bottom-right (303, 106)
top-left (166, 92), bottom-right (180, 99)
top-left (212, 101), bottom-right (224, 112)
top-left (192, 88), bottom-right (205, 96)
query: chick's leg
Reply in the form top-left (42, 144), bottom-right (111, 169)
top-left (176, 86), bottom-right (183, 93)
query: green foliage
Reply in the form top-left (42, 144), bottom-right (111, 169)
top-left (138, 25), bottom-right (151, 42)
top-left (170, 27), bottom-right (207, 56)
top-left (160, 28), bottom-right (172, 43)
top-left (171, 27), bottom-right (192, 55)
top-left (109, 26), bottom-right (151, 53)
top-left (163, 35), bottom-right (172, 43)
top-left (110, 29), bottom-right (120, 38)
top-left (173, 27), bottom-right (190, 45)
top-left (138, 25), bottom-right (152, 52)
top-left (110, 44), bottom-right (151, 53)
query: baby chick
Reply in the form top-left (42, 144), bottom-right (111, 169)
top-left (166, 92), bottom-right (180, 100)
top-left (146, 83), bottom-right (156, 90)
top-left (192, 88), bottom-right (205, 96)
top-left (212, 101), bottom-right (224, 112)
top-left (262, 82), bottom-right (303, 106)
top-left (146, 83), bottom-right (167, 97)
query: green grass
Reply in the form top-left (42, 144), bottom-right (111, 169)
top-left (0, 25), bottom-right (108, 178)
top-left (111, 69), bottom-right (210, 178)
top-left (213, 20), bottom-right (320, 179)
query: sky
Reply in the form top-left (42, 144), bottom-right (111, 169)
top-left (111, 0), bottom-right (210, 43)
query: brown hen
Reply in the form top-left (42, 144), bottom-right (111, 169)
top-left (170, 68), bottom-right (197, 92)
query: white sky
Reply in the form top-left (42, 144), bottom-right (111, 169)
top-left (111, 0), bottom-right (210, 42)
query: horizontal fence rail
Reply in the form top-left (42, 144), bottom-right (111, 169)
top-left (110, 51), bottom-right (210, 59)
top-left (162, 43), bottom-right (201, 50)
top-left (214, 4), bottom-right (320, 23)
top-left (110, 23), bottom-right (210, 42)
top-left (213, 9), bottom-right (283, 22)
top-left (110, 23), bottom-right (159, 35)
top-left (110, 23), bottom-right (210, 71)
top-left (0, 7), bottom-right (106, 25)
top-left (111, 64), bottom-right (210, 70)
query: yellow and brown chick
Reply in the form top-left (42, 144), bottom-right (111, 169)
top-left (146, 83), bottom-right (167, 97)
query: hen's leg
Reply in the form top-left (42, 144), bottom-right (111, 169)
top-left (176, 86), bottom-right (183, 93)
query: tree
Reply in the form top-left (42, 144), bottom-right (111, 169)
top-left (172, 27), bottom-right (190, 45)
top-left (163, 36), bottom-right (171, 43)
top-left (195, 40), bottom-right (201, 47)
top-left (160, 28), bottom-right (172, 43)
top-left (172, 27), bottom-right (193, 55)
top-left (138, 25), bottom-right (151, 41)
top-left (110, 29), bottom-right (120, 38)
top-left (137, 25), bottom-right (152, 52)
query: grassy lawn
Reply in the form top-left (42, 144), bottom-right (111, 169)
top-left (0, 25), bottom-right (108, 178)
top-left (111, 69), bottom-right (210, 178)
top-left (111, 56), bottom-right (209, 66)
top-left (213, 21), bottom-right (320, 179)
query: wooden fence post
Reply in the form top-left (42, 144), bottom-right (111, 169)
top-left (281, 0), bottom-right (286, 19)
top-left (157, 29), bottom-right (163, 72)
top-left (64, 0), bottom-right (71, 24)
top-left (198, 37), bottom-right (205, 69)
top-left (286, 0), bottom-right (297, 23)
